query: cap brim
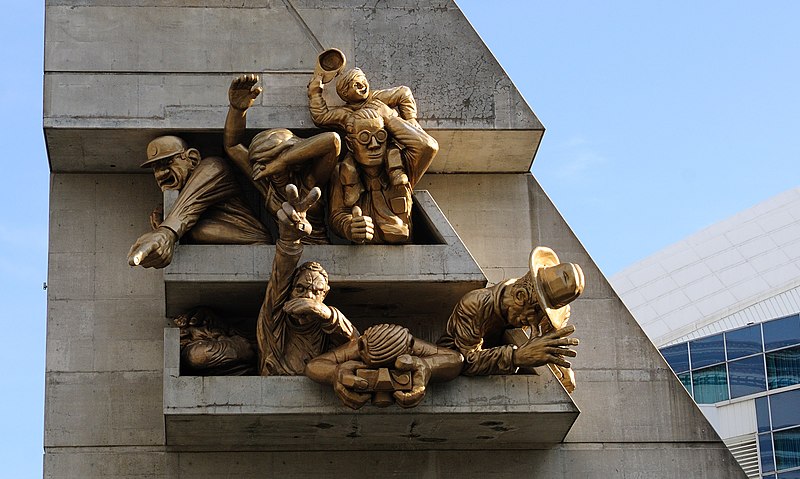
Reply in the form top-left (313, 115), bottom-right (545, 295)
top-left (140, 152), bottom-right (173, 168)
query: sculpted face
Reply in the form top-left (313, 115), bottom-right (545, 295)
top-left (152, 151), bottom-right (197, 191)
top-left (291, 270), bottom-right (329, 303)
top-left (506, 296), bottom-right (542, 329)
top-left (349, 117), bottom-right (387, 167)
top-left (341, 71), bottom-right (370, 103)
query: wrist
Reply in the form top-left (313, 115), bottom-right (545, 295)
top-left (158, 226), bottom-right (178, 242)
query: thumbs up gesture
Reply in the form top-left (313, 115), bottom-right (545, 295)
top-left (349, 205), bottom-right (374, 243)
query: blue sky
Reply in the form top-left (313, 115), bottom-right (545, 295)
top-left (2, 1), bottom-right (799, 477)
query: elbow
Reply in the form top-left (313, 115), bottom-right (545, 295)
top-left (421, 135), bottom-right (439, 158)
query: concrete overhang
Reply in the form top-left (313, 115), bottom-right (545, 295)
top-left (43, 1), bottom-right (544, 174)
top-left (163, 327), bottom-right (581, 451)
top-left (163, 191), bottom-right (487, 341)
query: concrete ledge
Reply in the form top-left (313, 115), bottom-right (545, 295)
top-left (163, 191), bottom-right (486, 340)
top-left (44, 127), bottom-right (541, 174)
top-left (163, 329), bottom-right (580, 451)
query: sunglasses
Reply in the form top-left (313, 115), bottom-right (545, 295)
top-left (355, 129), bottom-right (388, 145)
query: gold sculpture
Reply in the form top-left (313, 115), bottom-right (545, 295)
top-left (308, 49), bottom-right (439, 243)
top-left (225, 75), bottom-right (341, 244)
top-left (127, 135), bottom-right (272, 268)
top-left (257, 184), bottom-right (359, 375)
top-left (174, 307), bottom-right (256, 376)
top-left (306, 323), bottom-right (463, 409)
top-left (437, 247), bottom-right (584, 392)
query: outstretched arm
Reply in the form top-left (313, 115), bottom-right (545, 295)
top-left (224, 74), bottom-right (262, 175)
top-left (307, 74), bottom-right (350, 129)
top-left (256, 185), bottom-right (320, 375)
top-left (253, 132), bottom-right (341, 190)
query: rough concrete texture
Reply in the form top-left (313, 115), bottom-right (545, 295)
top-left (45, 173), bottom-right (746, 477)
top-left (44, 1), bottom-right (542, 173)
top-left (162, 190), bottom-right (486, 338)
top-left (163, 329), bottom-right (579, 450)
top-left (44, 1), bottom-right (747, 477)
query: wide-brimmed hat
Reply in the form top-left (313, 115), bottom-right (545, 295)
top-left (529, 246), bottom-right (585, 330)
top-left (141, 136), bottom-right (188, 168)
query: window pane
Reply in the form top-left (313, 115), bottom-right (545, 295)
top-left (692, 365), bottom-right (729, 404)
top-left (762, 432), bottom-right (776, 473)
top-left (770, 389), bottom-right (800, 431)
top-left (677, 372), bottom-right (692, 395)
top-left (774, 426), bottom-right (800, 472)
top-left (764, 314), bottom-right (800, 352)
top-left (778, 471), bottom-right (800, 479)
top-left (661, 343), bottom-right (690, 373)
top-left (729, 355), bottom-right (766, 398)
top-left (726, 324), bottom-right (763, 360)
top-left (757, 396), bottom-right (772, 433)
top-left (767, 346), bottom-right (800, 390)
top-left (690, 334), bottom-right (726, 369)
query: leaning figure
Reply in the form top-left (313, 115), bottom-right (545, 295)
top-left (225, 74), bottom-right (340, 244)
top-left (306, 323), bottom-right (463, 409)
top-left (127, 135), bottom-right (271, 268)
top-left (257, 184), bottom-right (359, 376)
top-left (437, 247), bottom-right (584, 392)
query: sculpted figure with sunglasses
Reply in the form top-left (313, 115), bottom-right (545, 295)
top-left (306, 61), bottom-right (439, 243)
top-left (257, 184), bottom-right (359, 376)
top-left (327, 103), bottom-right (439, 244)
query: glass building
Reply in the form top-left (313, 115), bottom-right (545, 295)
top-left (660, 314), bottom-right (800, 478)
top-left (611, 187), bottom-right (800, 478)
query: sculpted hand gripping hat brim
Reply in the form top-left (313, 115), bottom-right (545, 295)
top-left (530, 246), bottom-right (585, 330)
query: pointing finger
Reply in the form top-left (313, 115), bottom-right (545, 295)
top-left (129, 241), bottom-right (158, 266)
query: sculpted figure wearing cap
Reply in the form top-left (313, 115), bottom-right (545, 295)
top-left (225, 74), bottom-right (341, 244)
top-left (437, 247), bottom-right (584, 391)
top-left (127, 135), bottom-right (271, 268)
top-left (306, 323), bottom-right (463, 409)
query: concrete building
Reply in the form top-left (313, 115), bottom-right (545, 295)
top-left (612, 187), bottom-right (800, 478)
top-left (44, 1), bottom-right (745, 477)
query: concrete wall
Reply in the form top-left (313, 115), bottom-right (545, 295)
top-left (44, 0), bottom-right (747, 477)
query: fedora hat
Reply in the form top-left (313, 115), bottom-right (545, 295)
top-left (529, 246), bottom-right (585, 330)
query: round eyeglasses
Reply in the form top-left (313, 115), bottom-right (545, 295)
top-left (355, 129), bottom-right (388, 145)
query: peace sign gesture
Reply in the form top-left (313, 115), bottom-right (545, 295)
top-left (276, 184), bottom-right (321, 242)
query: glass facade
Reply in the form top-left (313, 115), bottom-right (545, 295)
top-left (768, 346), bottom-right (800, 390)
top-left (658, 313), bottom-right (800, 478)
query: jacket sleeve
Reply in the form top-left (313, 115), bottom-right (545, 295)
top-left (438, 290), bottom-right (516, 376)
top-left (160, 158), bottom-right (238, 238)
